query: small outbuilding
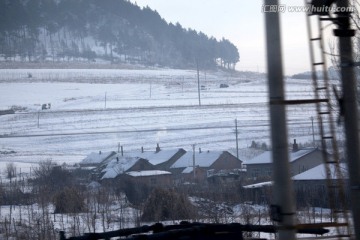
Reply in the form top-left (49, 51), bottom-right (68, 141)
top-left (125, 170), bottom-right (172, 187)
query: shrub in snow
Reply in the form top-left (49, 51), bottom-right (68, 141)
top-left (141, 188), bottom-right (196, 222)
top-left (53, 187), bottom-right (85, 214)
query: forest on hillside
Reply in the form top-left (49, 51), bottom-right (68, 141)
top-left (0, 0), bottom-right (240, 69)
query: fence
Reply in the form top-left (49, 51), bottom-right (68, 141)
top-left (60, 221), bottom-right (329, 240)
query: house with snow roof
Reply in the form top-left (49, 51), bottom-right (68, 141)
top-left (79, 151), bottom-right (116, 167)
top-left (130, 145), bottom-right (186, 170)
top-left (125, 170), bottom-right (173, 187)
top-left (170, 149), bottom-right (242, 183)
top-left (100, 154), bottom-right (154, 180)
top-left (292, 163), bottom-right (349, 207)
top-left (244, 140), bottom-right (324, 181)
top-left (98, 144), bottom-right (185, 180)
top-left (240, 162), bottom-right (348, 207)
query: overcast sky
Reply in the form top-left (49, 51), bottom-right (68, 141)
top-left (129, 0), bottom-right (340, 75)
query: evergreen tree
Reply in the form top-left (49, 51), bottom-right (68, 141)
top-left (0, 0), bottom-right (240, 70)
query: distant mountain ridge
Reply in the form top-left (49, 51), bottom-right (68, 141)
top-left (0, 0), bottom-right (240, 70)
top-left (291, 66), bottom-right (340, 80)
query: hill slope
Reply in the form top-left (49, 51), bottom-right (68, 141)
top-left (0, 0), bottom-right (239, 70)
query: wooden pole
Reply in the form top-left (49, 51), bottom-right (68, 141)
top-left (235, 119), bottom-right (239, 160)
top-left (264, 0), bottom-right (296, 239)
top-left (105, 92), bottom-right (107, 109)
top-left (336, 0), bottom-right (360, 237)
top-left (192, 144), bottom-right (196, 181)
top-left (311, 116), bottom-right (315, 147)
top-left (196, 60), bottom-right (201, 106)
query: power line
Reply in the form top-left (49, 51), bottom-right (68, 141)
top-left (13, 103), bottom-right (263, 116)
top-left (11, 97), bottom-right (319, 116)
top-left (0, 118), bottom-right (339, 139)
top-left (0, 125), bottom-right (234, 139)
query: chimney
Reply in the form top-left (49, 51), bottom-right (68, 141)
top-left (121, 146), bottom-right (124, 156)
top-left (156, 143), bottom-right (161, 153)
top-left (141, 146), bottom-right (144, 153)
top-left (292, 139), bottom-right (299, 152)
top-left (99, 151), bottom-right (101, 155)
top-left (199, 148), bottom-right (202, 153)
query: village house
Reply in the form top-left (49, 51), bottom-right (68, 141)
top-left (244, 140), bottom-right (324, 181)
top-left (241, 162), bottom-right (348, 206)
top-left (124, 170), bottom-right (173, 187)
top-left (80, 146), bottom-right (243, 185)
top-left (170, 149), bottom-right (242, 184)
top-left (131, 144), bottom-right (186, 170)
top-left (79, 151), bottom-right (116, 168)
top-left (292, 163), bottom-right (349, 207)
top-left (100, 154), bottom-right (154, 180)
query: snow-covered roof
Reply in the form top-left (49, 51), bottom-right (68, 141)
top-left (182, 166), bottom-right (194, 173)
top-left (130, 149), bottom-right (183, 165)
top-left (87, 181), bottom-right (101, 189)
top-left (244, 148), bottom-right (317, 165)
top-left (81, 151), bottom-right (115, 165)
top-left (170, 151), bottom-right (222, 169)
top-left (101, 156), bottom-right (141, 179)
top-left (292, 163), bottom-right (348, 180)
top-left (243, 181), bottom-right (273, 189)
top-left (126, 170), bottom-right (171, 177)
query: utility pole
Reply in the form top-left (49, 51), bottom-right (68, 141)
top-left (192, 144), bottom-right (196, 181)
top-left (104, 92), bottom-right (107, 109)
top-left (264, 0), bottom-right (296, 239)
top-left (311, 116), bottom-right (315, 147)
top-left (196, 60), bottom-right (201, 106)
top-left (150, 81), bottom-right (152, 98)
top-left (335, 0), bottom-right (360, 238)
top-left (235, 119), bottom-right (239, 160)
top-left (182, 76), bottom-right (184, 94)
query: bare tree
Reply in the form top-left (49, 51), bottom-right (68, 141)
top-left (5, 163), bottom-right (17, 181)
top-left (329, 2), bottom-right (360, 80)
top-left (32, 159), bottom-right (55, 180)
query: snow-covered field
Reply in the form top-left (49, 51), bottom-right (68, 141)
top-left (0, 68), bottom-right (321, 176)
top-left (0, 68), bottom-right (349, 239)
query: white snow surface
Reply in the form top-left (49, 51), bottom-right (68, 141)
top-left (244, 148), bottom-right (317, 165)
top-left (242, 162), bottom-right (348, 185)
top-left (101, 155), bottom-right (141, 179)
top-left (100, 149), bottom-right (183, 179)
top-left (0, 68), bottom-right (328, 179)
top-left (170, 151), bottom-right (222, 169)
top-left (182, 166), bottom-right (195, 173)
top-left (81, 151), bottom-right (115, 164)
top-left (125, 149), bottom-right (184, 165)
top-left (0, 67), bottom-right (347, 240)
top-left (243, 181), bottom-right (273, 189)
top-left (292, 163), bottom-right (348, 180)
top-left (126, 170), bottom-right (171, 177)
